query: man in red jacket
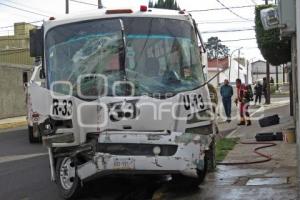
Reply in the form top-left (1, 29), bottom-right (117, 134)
top-left (235, 78), bottom-right (251, 126)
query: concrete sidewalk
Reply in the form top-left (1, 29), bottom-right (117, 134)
top-left (153, 104), bottom-right (297, 200)
top-left (218, 96), bottom-right (290, 137)
top-left (206, 104), bottom-right (297, 200)
top-left (0, 116), bottom-right (27, 130)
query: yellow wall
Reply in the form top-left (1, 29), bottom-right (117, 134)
top-left (0, 49), bottom-right (33, 65)
top-left (0, 22), bottom-right (36, 65)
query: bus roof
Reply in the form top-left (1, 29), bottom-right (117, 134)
top-left (43, 7), bottom-right (191, 32)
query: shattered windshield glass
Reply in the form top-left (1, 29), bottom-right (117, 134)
top-left (45, 17), bottom-right (204, 99)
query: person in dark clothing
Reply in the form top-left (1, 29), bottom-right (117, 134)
top-left (262, 77), bottom-right (267, 104)
top-left (270, 77), bottom-right (274, 84)
top-left (220, 79), bottom-right (233, 123)
top-left (254, 81), bottom-right (263, 105)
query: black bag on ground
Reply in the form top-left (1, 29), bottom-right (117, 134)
top-left (255, 132), bottom-right (283, 141)
top-left (258, 114), bottom-right (280, 127)
top-left (255, 132), bottom-right (274, 141)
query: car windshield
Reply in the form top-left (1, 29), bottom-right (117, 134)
top-left (45, 17), bottom-right (205, 99)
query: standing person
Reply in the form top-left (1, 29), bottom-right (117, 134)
top-left (262, 77), bottom-right (267, 104)
top-left (270, 77), bottom-right (274, 84)
top-left (254, 81), bottom-right (263, 105)
top-left (220, 79), bottom-right (233, 123)
top-left (235, 79), bottom-right (251, 126)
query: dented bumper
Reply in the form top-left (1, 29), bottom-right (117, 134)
top-left (77, 131), bottom-right (212, 180)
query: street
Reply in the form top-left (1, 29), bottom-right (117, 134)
top-left (0, 100), bottom-right (295, 200)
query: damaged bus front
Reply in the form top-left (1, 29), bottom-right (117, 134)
top-left (28, 8), bottom-right (217, 199)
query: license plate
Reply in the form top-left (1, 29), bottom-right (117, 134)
top-left (113, 158), bottom-right (135, 170)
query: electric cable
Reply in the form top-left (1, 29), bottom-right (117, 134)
top-left (69, 0), bottom-right (97, 6)
top-left (189, 5), bottom-right (255, 12)
top-left (0, 2), bottom-right (49, 17)
top-left (215, 0), bottom-right (252, 21)
top-left (202, 28), bottom-right (254, 34)
top-left (3, 0), bottom-right (53, 16)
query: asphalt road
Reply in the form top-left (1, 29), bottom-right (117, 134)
top-left (0, 128), bottom-right (167, 200)
top-left (0, 128), bottom-right (60, 200)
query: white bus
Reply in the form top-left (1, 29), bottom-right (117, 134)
top-left (28, 6), bottom-right (217, 199)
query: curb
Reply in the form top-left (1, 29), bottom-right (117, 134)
top-left (0, 121), bottom-right (27, 130)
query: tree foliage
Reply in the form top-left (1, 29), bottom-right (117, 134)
top-left (205, 37), bottom-right (230, 59)
top-left (255, 5), bottom-right (291, 66)
top-left (148, 0), bottom-right (180, 10)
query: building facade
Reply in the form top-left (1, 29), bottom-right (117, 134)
top-left (207, 57), bottom-right (251, 87)
top-left (0, 22), bottom-right (36, 119)
top-left (251, 60), bottom-right (288, 84)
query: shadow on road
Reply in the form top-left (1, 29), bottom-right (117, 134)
top-left (77, 176), bottom-right (166, 200)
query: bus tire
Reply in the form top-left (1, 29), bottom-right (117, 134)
top-left (56, 157), bottom-right (82, 200)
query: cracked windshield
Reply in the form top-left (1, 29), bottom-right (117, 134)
top-left (46, 17), bottom-right (204, 98)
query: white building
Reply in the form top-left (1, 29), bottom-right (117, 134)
top-left (207, 57), bottom-right (251, 87)
top-left (251, 60), bottom-right (288, 83)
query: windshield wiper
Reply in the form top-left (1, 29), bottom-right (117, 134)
top-left (119, 19), bottom-right (131, 96)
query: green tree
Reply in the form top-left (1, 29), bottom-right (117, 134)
top-left (149, 0), bottom-right (180, 10)
top-left (255, 5), bottom-right (291, 66)
top-left (205, 37), bottom-right (230, 59)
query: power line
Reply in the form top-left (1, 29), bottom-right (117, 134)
top-left (250, 0), bottom-right (258, 5)
top-left (221, 38), bottom-right (256, 42)
top-left (0, 2), bottom-right (49, 17)
top-left (197, 20), bottom-right (254, 24)
top-left (69, 0), bottom-right (97, 6)
top-left (202, 28), bottom-right (254, 34)
top-left (215, 0), bottom-right (252, 21)
top-left (189, 5), bottom-right (255, 12)
top-left (3, 0), bottom-right (53, 16)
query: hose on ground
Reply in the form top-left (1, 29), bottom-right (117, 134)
top-left (217, 141), bottom-right (277, 165)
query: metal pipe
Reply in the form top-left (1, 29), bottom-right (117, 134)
top-left (228, 47), bottom-right (243, 82)
top-left (65, 0), bottom-right (69, 14)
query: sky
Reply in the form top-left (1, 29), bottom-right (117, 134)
top-left (0, 0), bottom-right (272, 61)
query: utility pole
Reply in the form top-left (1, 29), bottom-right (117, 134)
top-left (98, 0), bottom-right (103, 9)
top-left (65, 0), bottom-right (69, 14)
top-left (283, 64), bottom-right (285, 83)
top-left (265, 0), bottom-right (271, 104)
top-left (228, 47), bottom-right (242, 82)
top-left (276, 65), bottom-right (279, 90)
top-left (238, 49), bottom-right (240, 79)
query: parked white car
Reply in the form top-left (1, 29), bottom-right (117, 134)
top-left (25, 65), bottom-right (44, 143)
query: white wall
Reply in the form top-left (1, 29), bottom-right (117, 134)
top-left (208, 58), bottom-right (250, 87)
top-left (252, 61), bottom-right (284, 73)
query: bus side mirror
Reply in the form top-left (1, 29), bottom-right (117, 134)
top-left (30, 28), bottom-right (43, 57)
